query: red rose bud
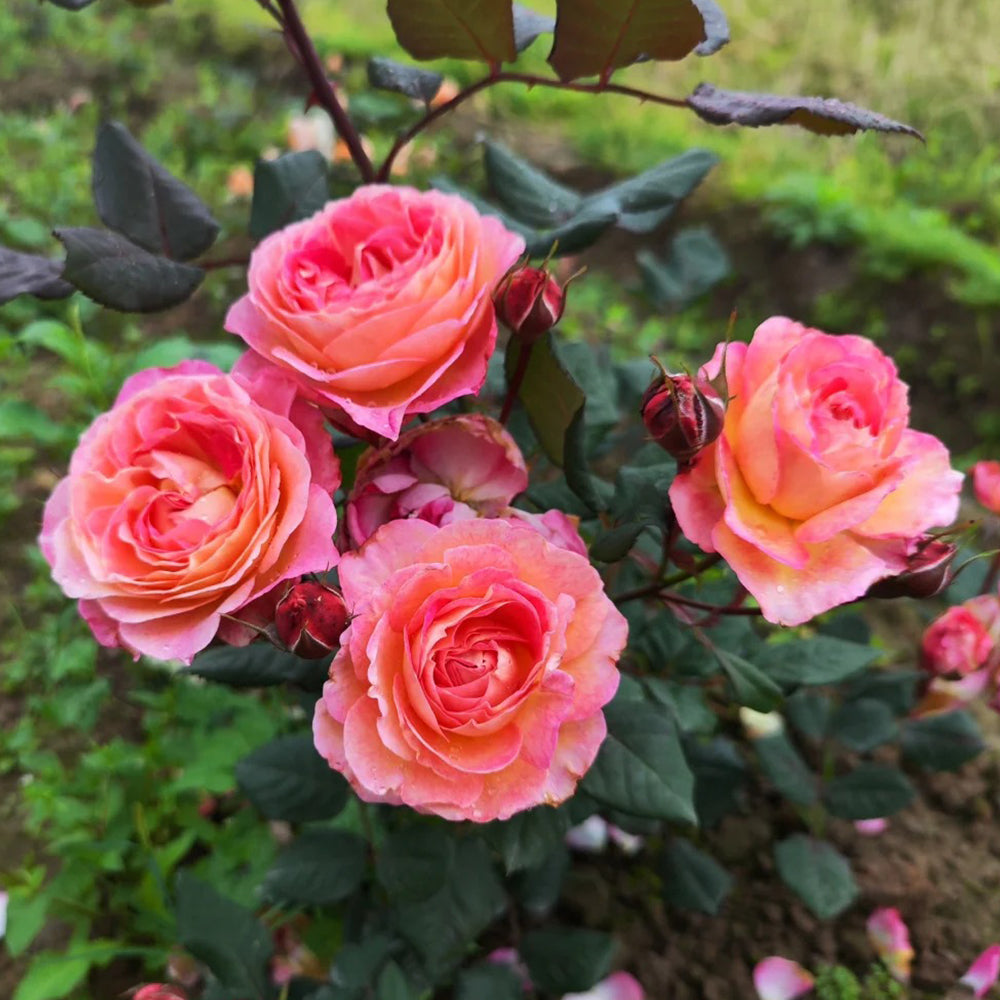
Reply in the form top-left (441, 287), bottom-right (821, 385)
top-left (866, 537), bottom-right (958, 600)
top-left (275, 581), bottom-right (349, 659)
top-left (493, 264), bottom-right (566, 343)
top-left (134, 986), bottom-right (188, 1000)
top-left (641, 361), bottom-right (726, 466)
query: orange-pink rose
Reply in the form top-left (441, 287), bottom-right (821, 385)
top-left (670, 317), bottom-right (962, 625)
top-left (973, 460), bottom-right (1000, 515)
top-left (39, 362), bottom-right (339, 664)
top-left (225, 185), bottom-right (525, 440)
top-left (313, 518), bottom-right (627, 821)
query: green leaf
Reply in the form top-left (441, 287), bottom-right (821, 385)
top-left (753, 636), bottom-right (880, 688)
top-left (581, 698), bottom-right (697, 823)
top-left (185, 644), bottom-right (329, 690)
top-left (688, 737), bottom-right (746, 827)
top-left (485, 804), bottom-right (571, 873)
top-left (563, 406), bottom-right (607, 512)
top-left (638, 226), bottom-right (729, 308)
top-left (716, 649), bottom-right (782, 712)
top-left (661, 838), bottom-right (732, 914)
top-left (376, 963), bottom-right (414, 1000)
top-left (4, 889), bottom-right (50, 957)
top-left (829, 698), bottom-right (898, 753)
top-left (785, 690), bottom-right (832, 742)
top-left (823, 764), bottom-right (915, 820)
top-left (18, 319), bottom-right (89, 367)
top-left (92, 121), bottom-right (219, 261)
top-left (687, 83), bottom-right (924, 139)
top-left (262, 829), bottom-right (368, 906)
top-left (484, 140), bottom-right (582, 230)
top-left (55, 227), bottom-right (204, 313)
top-left (549, 0), bottom-right (708, 81)
top-left (754, 731), bottom-right (818, 806)
top-left (845, 670), bottom-right (920, 717)
top-left (590, 522), bottom-right (646, 562)
top-left (520, 927), bottom-right (614, 994)
top-left (510, 844), bottom-right (570, 915)
top-left (774, 835), bottom-right (858, 919)
top-left (376, 827), bottom-right (455, 902)
top-left (331, 935), bottom-right (400, 990)
top-left (0, 400), bottom-right (69, 446)
top-left (505, 332), bottom-right (583, 467)
top-left (250, 152), bottom-right (329, 241)
top-left (13, 953), bottom-right (90, 1000)
top-left (901, 711), bottom-right (985, 772)
top-left (387, 0), bottom-right (516, 64)
top-left (455, 963), bottom-right (523, 1000)
top-left (367, 57), bottom-right (443, 102)
top-left (643, 678), bottom-right (717, 735)
top-left (236, 735), bottom-right (349, 823)
top-left (174, 873), bottom-right (274, 999)
top-left (0, 246), bottom-right (71, 305)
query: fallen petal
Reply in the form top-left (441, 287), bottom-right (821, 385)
top-left (961, 944), bottom-right (1000, 997)
top-left (866, 907), bottom-right (913, 982)
top-left (565, 815), bottom-right (610, 853)
top-left (563, 971), bottom-right (645, 1000)
top-left (753, 957), bottom-right (815, 1000)
top-left (853, 818), bottom-right (888, 836)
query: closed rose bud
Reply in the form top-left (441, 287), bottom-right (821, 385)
top-left (641, 361), bottom-right (726, 466)
top-left (493, 264), bottom-right (566, 343)
top-left (134, 986), bottom-right (188, 1000)
top-left (275, 581), bottom-right (349, 659)
top-left (920, 597), bottom-right (999, 678)
top-left (866, 537), bottom-right (957, 600)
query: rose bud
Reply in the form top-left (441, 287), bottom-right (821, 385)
top-left (275, 581), bottom-right (349, 659)
top-left (973, 460), bottom-right (1000, 515)
top-left (866, 537), bottom-right (957, 599)
top-left (641, 359), bottom-right (726, 466)
top-left (134, 986), bottom-right (188, 1000)
top-left (920, 597), bottom-right (999, 678)
top-left (493, 262), bottom-right (566, 343)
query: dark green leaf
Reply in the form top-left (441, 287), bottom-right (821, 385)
top-left (753, 636), bottom-right (879, 688)
top-left (510, 844), bottom-right (569, 915)
top-left (550, 0), bottom-right (708, 81)
top-left (829, 698), bottom-right (898, 753)
top-left (823, 764), bottom-right (915, 820)
top-left (174, 873), bottom-right (274, 999)
top-left (0, 247), bottom-right (72, 304)
top-left (387, 0), bottom-right (516, 64)
top-left (581, 698), bottom-right (697, 823)
top-left (638, 226), bottom-right (729, 308)
top-left (590, 522), bottom-right (646, 562)
top-left (376, 827), bottom-right (454, 902)
top-left (513, 4), bottom-right (555, 52)
top-left (754, 731), bottom-right (818, 806)
top-left (716, 649), bottom-right (782, 712)
top-left (785, 690), bottom-right (831, 742)
top-left (250, 152), bottom-right (329, 241)
top-left (485, 805), bottom-right (571, 873)
top-left (455, 963), bottom-right (523, 1000)
top-left (484, 141), bottom-right (581, 230)
top-left (520, 927), bottom-right (614, 994)
top-left (901, 711), bottom-right (985, 772)
top-left (376, 962), bottom-right (413, 1000)
top-left (55, 227), bottom-right (203, 312)
top-left (844, 670), bottom-right (919, 717)
top-left (92, 121), bottom-right (219, 260)
top-left (661, 837), bottom-right (732, 914)
top-left (262, 829), bottom-right (368, 906)
top-left (644, 678), bottom-right (717, 735)
top-left (563, 406), bottom-right (607, 512)
top-left (367, 57), bottom-right (443, 103)
top-left (687, 737), bottom-right (746, 827)
top-left (687, 83), bottom-right (923, 139)
top-left (774, 835), bottom-right (858, 919)
top-left (235, 735), bottom-right (349, 823)
top-left (185, 644), bottom-right (329, 690)
top-left (331, 936), bottom-right (400, 991)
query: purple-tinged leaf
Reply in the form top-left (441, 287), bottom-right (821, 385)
top-left (367, 57), bottom-right (443, 103)
top-left (387, 0), bottom-right (516, 65)
top-left (45, 0), bottom-right (100, 9)
top-left (513, 4), bottom-right (555, 53)
top-left (693, 0), bottom-right (729, 55)
top-left (549, 0), bottom-right (707, 82)
top-left (92, 121), bottom-right (220, 261)
top-left (687, 83), bottom-right (923, 139)
top-left (55, 227), bottom-right (204, 313)
top-left (0, 247), bottom-right (72, 305)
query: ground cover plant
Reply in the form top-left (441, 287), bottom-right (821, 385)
top-left (3, 2), bottom-right (1000, 999)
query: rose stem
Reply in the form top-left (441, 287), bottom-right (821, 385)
top-left (612, 553), bottom-right (723, 604)
top-left (499, 341), bottom-right (534, 426)
top-left (376, 72), bottom-right (688, 182)
top-left (272, 0), bottom-right (375, 183)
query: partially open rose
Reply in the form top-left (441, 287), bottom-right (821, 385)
top-left (313, 518), bottom-right (627, 821)
top-left (670, 317), bottom-right (962, 625)
top-left (40, 362), bottom-right (339, 663)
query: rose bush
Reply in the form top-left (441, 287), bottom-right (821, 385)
top-left (225, 185), bottom-right (525, 439)
top-left (40, 361), bottom-right (339, 663)
top-left (670, 317), bottom-right (963, 625)
top-left (313, 518), bottom-right (627, 821)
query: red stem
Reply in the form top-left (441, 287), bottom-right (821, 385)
top-left (499, 341), bottom-right (533, 426)
top-left (661, 592), bottom-right (762, 616)
top-left (376, 71), bottom-right (688, 182)
top-left (275, 0), bottom-right (375, 183)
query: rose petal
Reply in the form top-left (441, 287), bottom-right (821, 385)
top-left (753, 957), bottom-right (815, 1000)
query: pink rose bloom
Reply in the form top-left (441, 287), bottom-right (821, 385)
top-left (503, 507), bottom-right (589, 557)
top-left (921, 599), bottom-right (998, 678)
top-left (346, 414), bottom-right (528, 547)
top-left (40, 362), bottom-right (339, 664)
top-left (670, 317), bottom-right (962, 625)
top-left (973, 460), bottom-right (1000, 515)
top-left (313, 518), bottom-right (627, 821)
top-left (226, 185), bottom-right (525, 440)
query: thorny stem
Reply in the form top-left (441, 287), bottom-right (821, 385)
top-left (274, 0), bottom-right (375, 183)
top-left (376, 71), bottom-right (688, 182)
top-left (499, 341), bottom-right (534, 426)
top-left (661, 592), bottom-right (762, 616)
